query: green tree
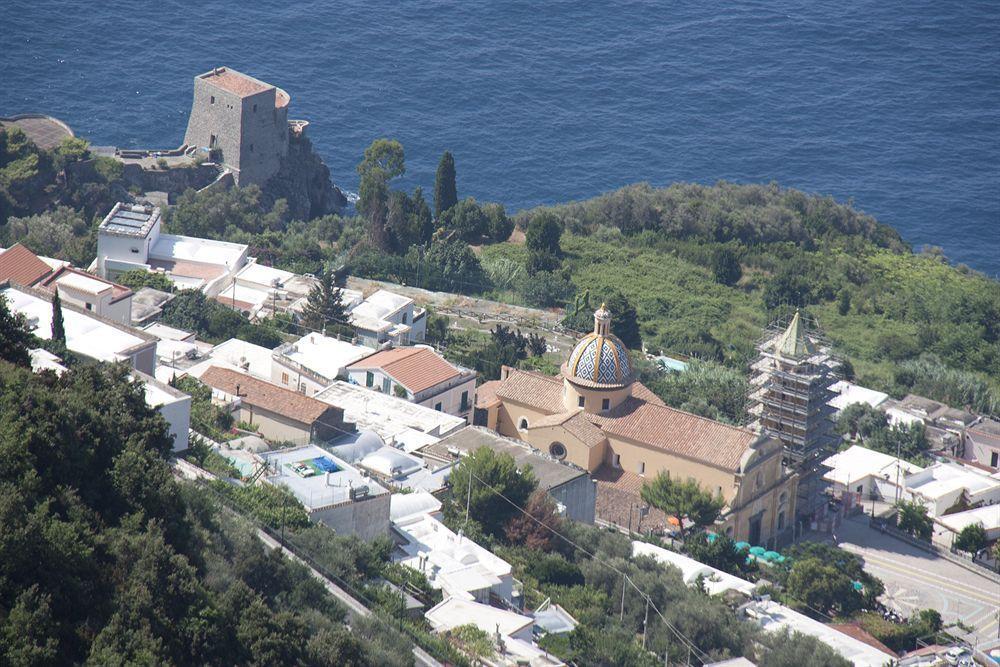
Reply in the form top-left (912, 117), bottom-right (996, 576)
top-left (525, 211), bottom-right (562, 275)
top-left (50, 288), bottom-right (66, 345)
top-left (445, 447), bottom-right (537, 540)
top-left (424, 311), bottom-right (451, 347)
top-left (683, 533), bottom-right (757, 577)
top-left (438, 197), bottom-right (489, 242)
top-left (357, 138), bottom-right (405, 217)
top-left (484, 202), bottom-right (514, 242)
top-left (757, 629), bottom-right (851, 667)
top-left (711, 247), bottom-right (742, 286)
top-left (763, 267), bottom-right (811, 310)
top-left (434, 150), bottom-right (457, 218)
top-left (785, 558), bottom-right (863, 617)
top-left (301, 269), bottom-right (348, 335)
top-left (424, 238), bottom-right (488, 293)
top-left (837, 287), bottom-right (852, 315)
top-left (896, 500), bottom-right (933, 540)
top-left (2, 585), bottom-right (60, 666)
top-left (0, 292), bottom-right (33, 365)
top-left (640, 474), bottom-right (724, 541)
top-left (954, 522), bottom-right (987, 554)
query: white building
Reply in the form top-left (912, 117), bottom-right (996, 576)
top-left (424, 596), bottom-right (534, 642)
top-left (328, 430), bottom-right (452, 493)
top-left (965, 418), bottom-right (1000, 471)
top-left (135, 370), bottom-right (192, 451)
top-left (632, 541), bottom-right (757, 597)
top-left (821, 445), bottom-right (924, 501)
top-left (904, 462), bottom-right (1000, 517)
top-left (349, 289), bottom-right (426, 346)
top-left (827, 380), bottom-right (889, 414)
top-left (95, 203), bottom-right (248, 297)
top-left (260, 444), bottom-right (390, 541)
top-left (742, 599), bottom-right (895, 667)
top-left (937, 504), bottom-right (1000, 542)
top-left (185, 338), bottom-right (276, 381)
top-left (346, 346), bottom-right (476, 420)
top-left (217, 261), bottom-right (326, 320)
top-left (272, 332), bottom-right (373, 396)
top-left (395, 512), bottom-right (515, 604)
top-left (4, 286), bottom-right (156, 374)
top-left (314, 381), bottom-right (466, 441)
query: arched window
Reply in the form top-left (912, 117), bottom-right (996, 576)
top-left (518, 417), bottom-right (529, 431)
top-left (549, 442), bottom-right (567, 460)
top-left (725, 526), bottom-right (734, 537)
top-left (777, 511), bottom-right (786, 531)
top-left (779, 491), bottom-right (788, 505)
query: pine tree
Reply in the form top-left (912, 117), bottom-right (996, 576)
top-left (51, 288), bottom-right (66, 345)
top-left (301, 270), bottom-right (348, 335)
top-left (434, 151), bottom-right (457, 219)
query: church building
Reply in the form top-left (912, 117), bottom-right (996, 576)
top-left (476, 305), bottom-right (797, 544)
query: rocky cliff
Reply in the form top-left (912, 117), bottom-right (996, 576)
top-left (261, 132), bottom-right (346, 220)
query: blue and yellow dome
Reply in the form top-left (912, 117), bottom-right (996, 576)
top-left (565, 304), bottom-right (633, 386)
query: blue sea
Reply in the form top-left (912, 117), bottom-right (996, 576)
top-left (3, 0), bottom-right (998, 275)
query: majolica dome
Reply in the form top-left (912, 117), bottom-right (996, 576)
top-left (566, 304), bottom-right (633, 386)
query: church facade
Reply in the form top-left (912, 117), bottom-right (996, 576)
top-left (476, 305), bottom-right (797, 545)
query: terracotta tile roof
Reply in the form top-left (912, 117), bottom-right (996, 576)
top-left (0, 243), bottom-right (53, 286)
top-left (347, 347), bottom-right (462, 394)
top-left (475, 380), bottom-right (502, 409)
top-left (829, 624), bottom-right (897, 657)
top-left (199, 366), bottom-right (334, 423)
top-left (529, 410), bottom-right (607, 447)
top-left (202, 68), bottom-right (270, 97)
top-left (41, 266), bottom-right (132, 303)
top-left (494, 368), bottom-right (565, 413)
top-left (590, 398), bottom-right (756, 472)
top-left (632, 381), bottom-right (665, 406)
top-left (592, 465), bottom-right (670, 531)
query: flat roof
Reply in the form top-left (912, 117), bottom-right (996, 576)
top-left (235, 261), bottom-right (296, 287)
top-left (54, 270), bottom-right (112, 295)
top-left (425, 597), bottom-right (532, 638)
top-left (4, 287), bottom-right (154, 364)
top-left (150, 234), bottom-right (247, 269)
top-left (353, 289), bottom-right (412, 319)
top-left (260, 444), bottom-right (388, 510)
top-left (821, 445), bottom-right (923, 486)
top-left (277, 333), bottom-right (373, 382)
top-left (315, 381), bottom-right (465, 439)
top-left (133, 370), bottom-right (190, 408)
top-left (632, 541), bottom-right (756, 597)
top-left (906, 462), bottom-right (1000, 500)
top-left (187, 338), bottom-right (276, 381)
top-left (828, 381), bottom-right (889, 412)
top-left (745, 600), bottom-right (895, 667)
top-left (29, 348), bottom-right (67, 375)
top-left (938, 504), bottom-right (1000, 533)
top-left (198, 67), bottom-right (273, 97)
top-left (142, 322), bottom-right (195, 342)
top-left (425, 427), bottom-right (587, 490)
top-left (396, 513), bottom-right (511, 598)
top-left (99, 202), bottom-right (161, 238)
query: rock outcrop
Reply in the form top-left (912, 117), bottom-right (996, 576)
top-left (261, 132), bottom-right (346, 220)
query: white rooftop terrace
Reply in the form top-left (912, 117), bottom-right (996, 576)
top-left (822, 445), bottom-right (924, 487)
top-left (905, 462), bottom-right (1000, 500)
top-left (828, 380), bottom-right (889, 413)
top-left (632, 541), bottom-right (756, 597)
top-left (315, 381), bottom-right (465, 439)
top-left (395, 512), bottom-right (512, 601)
top-left (186, 338), bottom-right (275, 380)
top-left (937, 504), bottom-right (1000, 539)
top-left (277, 333), bottom-right (373, 382)
top-left (150, 233), bottom-right (247, 269)
top-left (216, 282), bottom-right (272, 311)
top-left (328, 430), bottom-right (453, 493)
top-left (351, 288), bottom-right (412, 320)
top-left (55, 270), bottom-right (113, 295)
top-left (260, 444), bottom-right (389, 510)
top-left (744, 599), bottom-right (895, 667)
top-left (235, 261), bottom-right (296, 288)
top-left (4, 287), bottom-right (153, 365)
top-left (142, 322), bottom-right (195, 341)
top-left (424, 597), bottom-right (533, 640)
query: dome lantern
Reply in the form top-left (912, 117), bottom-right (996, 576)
top-left (563, 305), bottom-right (633, 387)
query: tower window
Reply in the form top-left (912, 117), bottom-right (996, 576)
top-left (210, 96), bottom-right (215, 105)
top-left (518, 418), bottom-right (529, 431)
top-left (638, 461), bottom-right (645, 475)
top-left (602, 398), bottom-right (610, 411)
top-left (578, 396), bottom-right (585, 408)
top-left (612, 454), bottom-right (621, 468)
top-left (253, 103), bottom-right (257, 112)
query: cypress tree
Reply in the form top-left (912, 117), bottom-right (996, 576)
top-left (434, 151), bottom-right (457, 219)
top-left (301, 270), bottom-right (348, 335)
top-left (51, 288), bottom-right (66, 345)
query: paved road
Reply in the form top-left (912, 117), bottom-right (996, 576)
top-left (834, 516), bottom-right (1000, 648)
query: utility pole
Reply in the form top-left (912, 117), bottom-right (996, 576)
top-left (642, 596), bottom-right (650, 649)
top-left (464, 467), bottom-right (473, 530)
top-left (620, 573), bottom-right (627, 621)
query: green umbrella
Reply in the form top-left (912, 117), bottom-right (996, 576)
top-left (763, 550), bottom-right (781, 561)
top-left (734, 541), bottom-right (751, 551)
top-left (706, 532), bottom-right (718, 544)
top-left (749, 546), bottom-right (766, 556)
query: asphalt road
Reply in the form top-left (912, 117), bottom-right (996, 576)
top-left (834, 516), bottom-right (1000, 649)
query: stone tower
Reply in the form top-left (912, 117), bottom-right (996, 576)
top-left (183, 67), bottom-right (290, 186)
